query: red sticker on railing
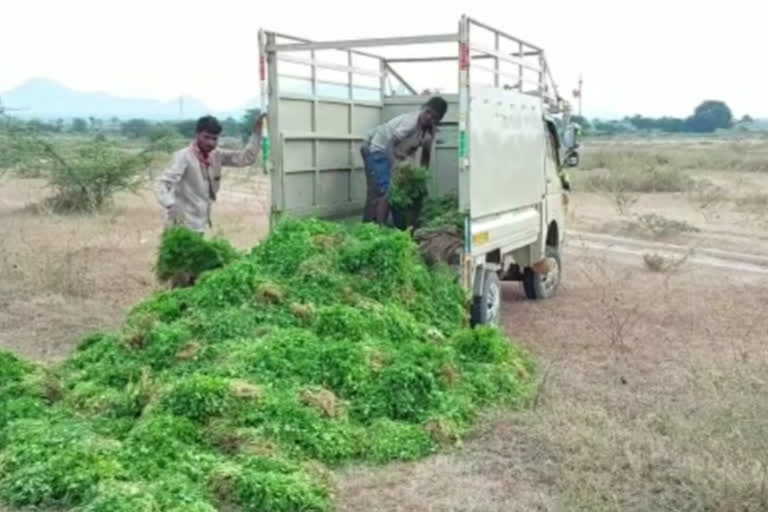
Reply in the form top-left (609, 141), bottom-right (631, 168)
top-left (459, 42), bottom-right (469, 70)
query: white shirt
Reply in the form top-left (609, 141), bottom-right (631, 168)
top-left (154, 137), bottom-right (259, 232)
top-left (367, 111), bottom-right (429, 156)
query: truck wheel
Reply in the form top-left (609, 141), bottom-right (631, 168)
top-left (470, 270), bottom-right (501, 326)
top-left (522, 246), bottom-right (561, 300)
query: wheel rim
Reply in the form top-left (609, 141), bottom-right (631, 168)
top-left (539, 256), bottom-right (560, 294)
top-left (485, 280), bottom-right (500, 324)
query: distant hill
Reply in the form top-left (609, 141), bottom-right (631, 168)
top-left (1, 79), bottom-right (256, 121)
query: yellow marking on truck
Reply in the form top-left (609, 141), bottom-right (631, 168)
top-left (472, 231), bottom-right (490, 246)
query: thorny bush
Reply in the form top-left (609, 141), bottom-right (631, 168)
top-left (3, 125), bottom-right (170, 212)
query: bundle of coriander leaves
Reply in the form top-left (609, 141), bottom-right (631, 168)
top-left (0, 219), bottom-right (534, 511)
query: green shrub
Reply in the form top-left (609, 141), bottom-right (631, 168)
top-left (6, 129), bottom-right (169, 212)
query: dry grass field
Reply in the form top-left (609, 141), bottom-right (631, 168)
top-left (1, 136), bottom-right (768, 511)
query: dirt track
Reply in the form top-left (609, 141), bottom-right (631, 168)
top-left (570, 230), bottom-right (768, 276)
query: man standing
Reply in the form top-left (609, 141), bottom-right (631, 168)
top-left (155, 114), bottom-right (265, 232)
top-left (361, 96), bottom-right (448, 224)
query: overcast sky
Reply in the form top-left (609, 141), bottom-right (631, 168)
top-left (2, 0), bottom-right (764, 118)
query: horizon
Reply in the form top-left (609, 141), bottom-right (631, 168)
top-left (3, 78), bottom-right (761, 123)
top-left (2, 0), bottom-right (764, 119)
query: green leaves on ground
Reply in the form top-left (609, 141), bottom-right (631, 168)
top-left (0, 219), bottom-right (535, 511)
top-left (155, 227), bottom-right (240, 284)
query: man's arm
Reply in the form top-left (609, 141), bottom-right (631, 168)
top-left (386, 112), bottom-right (417, 164)
top-left (419, 138), bottom-right (432, 168)
top-left (219, 113), bottom-right (265, 167)
top-left (155, 151), bottom-right (187, 210)
top-left (419, 126), bottom-right (436, 168)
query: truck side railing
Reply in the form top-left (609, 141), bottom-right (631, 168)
top-left (260, 17), bottom-right (568, 113)
top-left (462, 17), bottom-right (567, 114)
top-left (258, 16), bottom-right (569, 222)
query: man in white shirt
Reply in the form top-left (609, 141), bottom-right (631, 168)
top-left (361, 96), bottom-right (448, 224)
top-left (155, 114), bottom-right (265, 232)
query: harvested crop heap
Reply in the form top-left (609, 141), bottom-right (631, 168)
top-left (420, 194), bottom-right (463, 232)
top-left (413, 194), bottom-right (465, 267)
top-left (0, 220), bottom-right (534, 511)
top-left (155, 227), bottom-right (240, 287)
top-left (385, 162), bottom-right (465, 267)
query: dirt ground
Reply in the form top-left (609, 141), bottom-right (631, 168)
top-left (2, 140), bottom-right (768, 511)
top-left (0, 174), bottom-right (270, 362)
top-left (336, 254), bottom-right (768, 511)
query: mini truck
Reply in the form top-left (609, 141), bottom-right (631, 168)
top-left (258, 15), bottom-right (574, 325)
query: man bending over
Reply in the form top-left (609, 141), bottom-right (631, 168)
top-left (360, 96), bottom-right (447, 224)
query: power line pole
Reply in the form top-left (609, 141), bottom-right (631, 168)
top-left (572, 74), bottom-right (583, 117)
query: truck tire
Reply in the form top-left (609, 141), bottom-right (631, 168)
top-left (522, 246), bottom-right (561, 300)
top-left (470, 270), bottom-right (501, 326)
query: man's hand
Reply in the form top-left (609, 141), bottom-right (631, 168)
top-left (168, 205), bottom-right (185, 225)
top-left (252, 112), bottom-right (267, 138)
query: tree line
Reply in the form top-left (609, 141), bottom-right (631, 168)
top-left (573, 100), bottom-right (753, 135)
top-left (8, 109), bottom-right (262, 141)
top-left (3, 100), bottom-right (755, 139)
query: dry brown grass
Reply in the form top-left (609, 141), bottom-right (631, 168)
top-left (609, 214), bottom-right (701, 242)
top-left (581, 138), bottom-right (768, 175)
top-left (0, 194), bottom-right (156, 361)
top-left (0, 175), bottom-right (270, 362)
top-left (577, 138), bottom-right (768, 218)
top-left (582, 164), bottom-right (693, 195)
top-left (737, 192), bottom-right (768, 213)
top-left (643, 252), bottom-right (672, 272)
top-left (686, 178), bottom-right (729, 219)
top-left (642, 251), bottom-right (691, 273)
top-left (634, 213), bottom-right (699, 239)
top-left (3, 136), bottom-right (768, 512)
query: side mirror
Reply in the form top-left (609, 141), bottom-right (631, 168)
top-left (563, 126), bottom-right (575, 144)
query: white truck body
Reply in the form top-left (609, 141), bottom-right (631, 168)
top-left (258, 16), bottom-right (570, 323)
